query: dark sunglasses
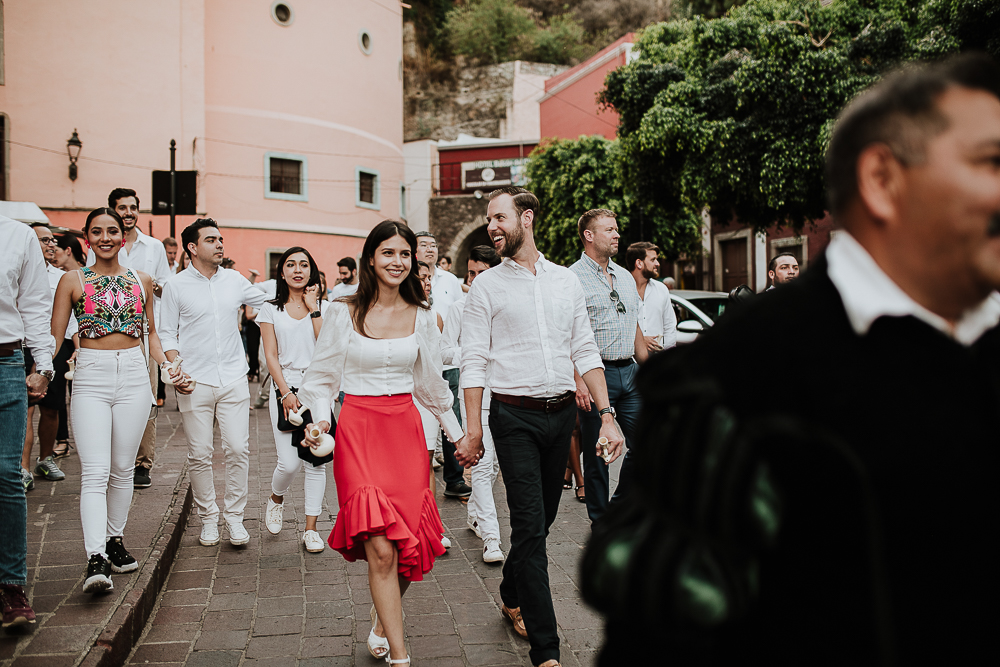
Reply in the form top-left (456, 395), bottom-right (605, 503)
top-left (609, 290), bottom-right (626, 314)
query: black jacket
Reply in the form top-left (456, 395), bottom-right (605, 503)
top-left (612, 257), bottom-right (999, 665)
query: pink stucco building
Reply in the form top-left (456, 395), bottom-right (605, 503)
top-left (0, 0), bottom-right (404, 277)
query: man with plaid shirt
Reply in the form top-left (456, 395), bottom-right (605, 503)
top-left (569, 209), bottom-right (648, 525)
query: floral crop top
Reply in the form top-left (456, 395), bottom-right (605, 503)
top-left (73, 267), bottom-right (145, 339)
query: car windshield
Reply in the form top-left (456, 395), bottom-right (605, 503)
top-left (687, 298), bottom-right (727, 322)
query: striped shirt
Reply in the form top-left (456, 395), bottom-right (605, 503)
top-left (569, 253), bottom-right (642, 361)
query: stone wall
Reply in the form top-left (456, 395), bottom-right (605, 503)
top-left (428, 195), bottom-right (490, 276)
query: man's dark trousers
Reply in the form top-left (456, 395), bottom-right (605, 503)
top-left (441, 368), bottom-right (464, 487)
top-left (490, 398), bottom-right (575, 666)
top-left (578, 361), bottom-right (640, 524)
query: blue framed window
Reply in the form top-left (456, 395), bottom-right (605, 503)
top-left (265, 152), bottom-right (308, 202)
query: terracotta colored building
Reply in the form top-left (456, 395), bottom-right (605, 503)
top-left (0, 0), bottom-right (404, 277)
top-left (539, 34), bottom-right (635, 141)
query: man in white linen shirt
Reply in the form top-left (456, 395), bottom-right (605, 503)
top-left (458, 187), bottom-right (624, 667)
top-left (0, 215), bottom-right (57, 628)
top-left (88, 188), bottom-right (174, 489)
top-left (416, 231), bottom-right (471, 498)
top-left (331, 257), bottom-right (359, 299)
top-left (441, 244), bottom-right (503, 563)
top-left (159, 219), bottom-right (268, 548)
top-left (627, 241), bottom-right (677, 352)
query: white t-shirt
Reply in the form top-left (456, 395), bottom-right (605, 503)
top-left (331, 281), bottom-right (358, 299)
top-left (255, 299), bottom-right (329, 384)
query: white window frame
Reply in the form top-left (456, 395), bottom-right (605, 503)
top-left (264, 152), bottom-right (308, 202)
top-left (355, 166), bottom-right (380, 210)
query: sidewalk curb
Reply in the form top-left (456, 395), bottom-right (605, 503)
top-left (79, 483), bottom-right (192, 667)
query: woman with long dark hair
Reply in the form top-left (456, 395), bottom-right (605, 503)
top-left (257, 246), bottom-right (329, 554)
top-left (50, 208), bottom-right (182, 594)
top-left (49, 234), bottom-right (85, 458)
top-left (298, 221), bottom-right (471, 666)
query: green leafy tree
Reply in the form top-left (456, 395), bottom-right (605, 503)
top-left (525, 136), bottom-right (631, 266)
top-left (445, 0), bottom-right (539, 64)
top-left (598, 0), bottom-right (998, 242)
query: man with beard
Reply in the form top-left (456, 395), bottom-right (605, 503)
top-left (767, 252), bottom-right (800, 289)
top-left (88, 189), bottom-right (173, 489)
top-left (415, 231), bottom-right (471, 499)
top-left (568, 210), bottom-right (648, 525)
top-left (627, 241), bottom-right (677, 353)
top-left (458, 187), bottom-right (623, 667)
top-left (600, 54), bottom-right (1000, 665)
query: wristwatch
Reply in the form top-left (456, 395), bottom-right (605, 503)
top-left (309, 310), bottom-right (322, 319)
top-left (39, 370), bottom-right (55, 381)
top-left (599, 406), bottom-right (616, 418)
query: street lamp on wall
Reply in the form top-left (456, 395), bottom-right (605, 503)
top-left (67, 129), bottom-right (82, 181)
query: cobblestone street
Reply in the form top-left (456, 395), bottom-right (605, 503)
top-left (120, 386), bottom-right (605, 666)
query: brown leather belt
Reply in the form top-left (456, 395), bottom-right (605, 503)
top-left (492, 391), bottom-right (575, 414)
top-left (603, 357), bottom-right (635, 368)
top-left (0, 341), bottom-right (21, 357)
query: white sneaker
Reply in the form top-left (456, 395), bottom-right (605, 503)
top-left (467, 517), bottom-right (481, 538)
top-left (227, 521), bottom-right (250, 546)
top-left (265, 498), bottom-right (284, 535)
top-left (199, 522), bottom-right (220, 546)
top-left (441, 535), bottom-right (451, 549)
top-left (483, 538), bottom-right (504, 563)
top-left (303, 530), bottom-right (325, 553)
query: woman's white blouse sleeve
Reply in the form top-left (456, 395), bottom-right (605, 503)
top-left (297, 301), bottom-right (350, 425)
top-left (413, 308), bottom-right (465, 443)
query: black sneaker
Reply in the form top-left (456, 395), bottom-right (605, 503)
top-left (105, 536), bottom-right (138, 573)
top-left (133, 465), bottom-right (151, 489)
top-left (444, 482), bottom-right (472, 499)
top-left (83, 554), bottom-right (113, 594)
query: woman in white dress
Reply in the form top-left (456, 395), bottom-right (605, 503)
top-left (299, 221), bottom-right (473, 666)
top-left (257, 246), bottom-right (330, 554)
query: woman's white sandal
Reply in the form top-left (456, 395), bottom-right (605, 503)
top-left (385, 656), bottom-right (410, 665)
top-left (368, 605), bottom-right (389, 659)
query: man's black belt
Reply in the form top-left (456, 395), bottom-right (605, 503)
top-left (603, 357), bottom-right (634, 368)
top-left (493, 391), bottom-right (575, 413)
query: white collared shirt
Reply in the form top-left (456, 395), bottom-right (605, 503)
top-left (158, 264), bottom-right (268, 387)
top-left (87, 229), bottom-right (173, 285)
top-left (827, 231), bottom-right (1000, 345)
top-left (0, 217), bottom-right (55, 371)
top-left (460, 253), bottom-right (604, 398)
top-left (638, 278), bottom-right (677, 349)
top-left (430, 267), bottom-right (463, 320)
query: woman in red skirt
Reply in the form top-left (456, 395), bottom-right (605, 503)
top-left (299, 221), bottom-right (472, 666)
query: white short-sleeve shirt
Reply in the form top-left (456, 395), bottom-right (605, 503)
top-left (255, 299), bottom-right (329, 383)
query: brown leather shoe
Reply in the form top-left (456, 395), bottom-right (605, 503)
top-left (501, 603), bottom-right (527, 638)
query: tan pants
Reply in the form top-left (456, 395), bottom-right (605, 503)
top-left (135, 338), bottom-right (157, 470)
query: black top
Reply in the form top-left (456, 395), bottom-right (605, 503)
top-left (630, 257), bottom-right (999, 665)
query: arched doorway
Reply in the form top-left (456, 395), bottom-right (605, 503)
top-left (445, 216), bottom-right (491, 280)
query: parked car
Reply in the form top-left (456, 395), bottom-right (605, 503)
top-left (670, 290), bottom-right (729, 344)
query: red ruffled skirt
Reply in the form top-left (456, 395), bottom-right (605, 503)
top-left (328, 394), bottom-right (445, 581)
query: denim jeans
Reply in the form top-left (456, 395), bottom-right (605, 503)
top-left (441, 368), bottom-right (464, 487)
top-left (0, 350), bottom-right (28, 585)
top-left (578, 362), bottom-right (640, 524)
top-left (490, 398), bottom-right (575, 666)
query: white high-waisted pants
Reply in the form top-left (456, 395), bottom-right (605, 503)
top-left (71, 347), bottom-right (152, 558)
top-left (268, 370), bottom-right (327, 517)
top-left (461, 394), bottom-right (500, 542)
top-left (176, 377), bottom-right (251, 525)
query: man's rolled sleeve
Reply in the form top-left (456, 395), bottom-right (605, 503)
top-left (459, 283), bottom-right (490, 390)
top-left (569, 277), bottom-right (603, 376)
top-left (158, 282), bottom-right (180, 354)
top-left (242, 276), bottom-right (268, 308)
